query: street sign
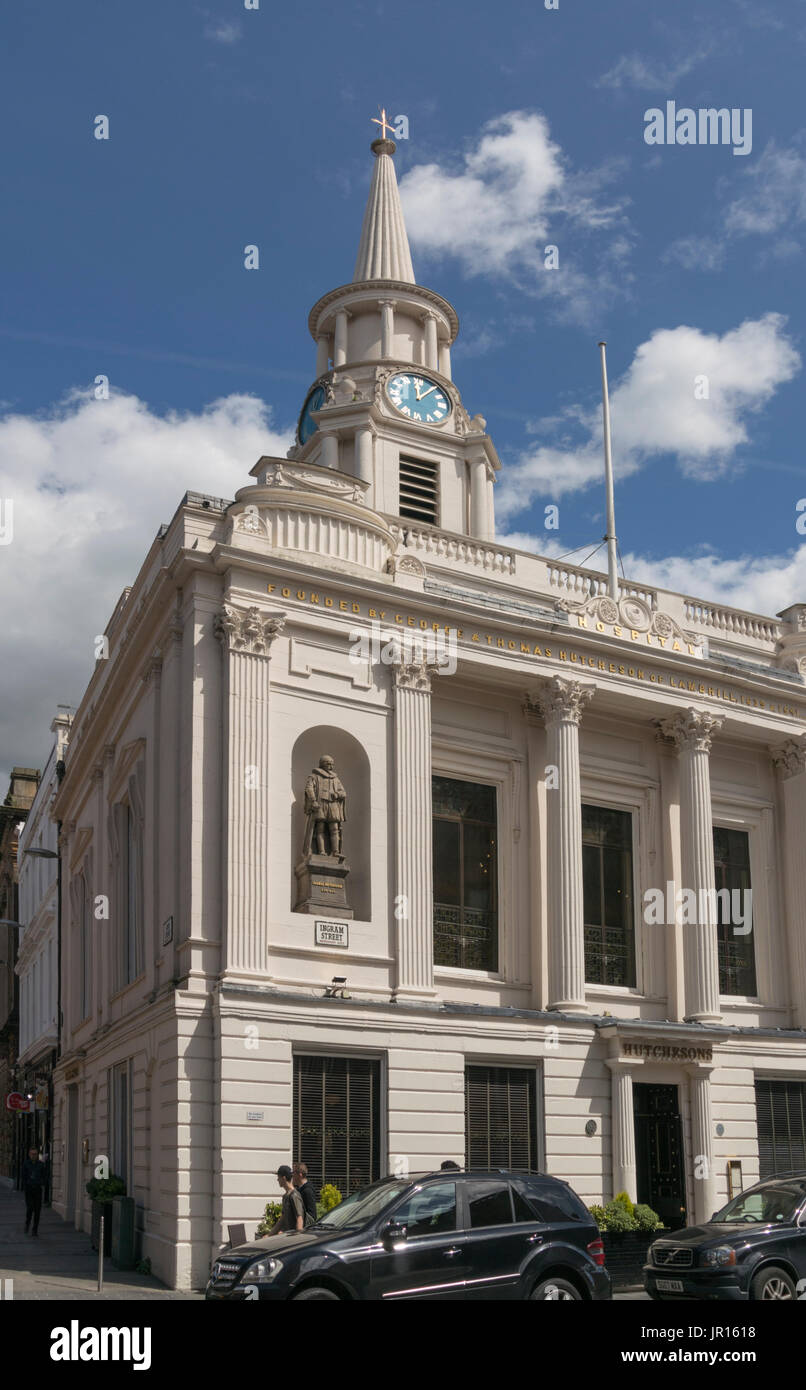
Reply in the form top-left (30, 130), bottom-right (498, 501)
top-left (5, 1092), bottom-right (32, 1112)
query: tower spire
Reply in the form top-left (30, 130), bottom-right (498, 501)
top-left (353, 114), bottom-right (415, 285)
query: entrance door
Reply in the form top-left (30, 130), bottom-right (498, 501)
top-left (65, 1087), bottom-right (78, 1225)
top-left (633, 1083), bottom-right (687, 1230)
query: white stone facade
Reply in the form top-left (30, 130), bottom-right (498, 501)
top-left (48, 137), bottom-right (806, 1290)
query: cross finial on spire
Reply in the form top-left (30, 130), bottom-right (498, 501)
top-left (371, 107), bottom-right (395, 141)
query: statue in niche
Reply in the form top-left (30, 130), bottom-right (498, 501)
top-left (302, 754), bottom-right (347, 859)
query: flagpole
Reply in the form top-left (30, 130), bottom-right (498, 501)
top-left (598, 341), bottom-right (619, 600)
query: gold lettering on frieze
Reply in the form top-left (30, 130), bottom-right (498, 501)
top-left (267, 580), bottom-right (805, 722)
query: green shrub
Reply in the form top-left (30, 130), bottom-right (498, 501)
top-left (254, 1201), bottom-right (282, 1238)
top-left (603, 1198), bottom-right (636, 1233)
top-left (318, 1183), bottom-right (342, 1213)
top-left (613, 1190), bottom-right (635, 1216)
top-left (588, 1204), bottom-right (607, 1229)
top-left (136, 1257), bottom-right (152, 1275)
top-left (634, 1203), bottom-right (663, 1232)
top-left (85, 1174), bottom-right (126, 1202)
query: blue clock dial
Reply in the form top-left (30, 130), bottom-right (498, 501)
top-left (298, 385), bottom-right (326, 444)
top-left (387, 373), bottom-right (451, 424)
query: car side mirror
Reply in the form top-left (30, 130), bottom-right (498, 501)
top-left (381, 1220), bottom-right (408, 1249)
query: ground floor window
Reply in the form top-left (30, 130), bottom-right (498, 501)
top-left (293, 1055), bottom-right (381, 1197)
top-left (465, 1065), bottom-right (540, 1170)
top-left (756, 1079), bottom-right (806, 1178)
top-left (109, 1061), bottom-right (132, 1192)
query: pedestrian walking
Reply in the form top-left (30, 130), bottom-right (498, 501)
top-left (293, 1162), bottom-right (317, 1226)
top-left (269, 1166), bottom-right (304, 1234)
top-left (22, 1145), bottom-right (46, 1236)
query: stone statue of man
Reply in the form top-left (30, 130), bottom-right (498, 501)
top-left (303, 754), bottom-right (347, 858)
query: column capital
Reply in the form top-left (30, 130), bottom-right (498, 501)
top-left (393, 657), bottom-right (440, 692)
top-left (771, 735), bottom-right (806, 779)
top-left (658, 708), bottom-right (724, 754)
top-left (214, 605), bottom-right (286, 656)
top-left (526, 676), bottom-right (595, 728)
top-left (379, 298), bottom-right (398, 310)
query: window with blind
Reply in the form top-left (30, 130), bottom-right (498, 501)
top-left (293, 1055), bottom-right (381, 1197)
top-left (582, 804), bottom-right (636, 988)
top-left (433, 777), bottom-right (498, 971)
top-left (713, 827), bottom-right (756, 996)
top-left (755, 1079), bottom-right (806, 1178)
top-left (465, 1065), bottom-right (540, 1171)
top-left (399, 456), bottom-right (439, 525)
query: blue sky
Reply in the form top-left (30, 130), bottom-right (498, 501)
top-left (2, 0), bottom-right (806, 772)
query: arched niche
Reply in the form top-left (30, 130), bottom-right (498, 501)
top-left (290, 726), bottom-right (371, 921)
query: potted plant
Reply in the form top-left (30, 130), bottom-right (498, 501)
top-left (589, 1191), bottom-right (663, 1287)
top-left (86, 1174), bottom-right (125, 1255)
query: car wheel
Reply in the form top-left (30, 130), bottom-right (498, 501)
top-left (750, 1267), bottom-right (796, 1301)
top-left (530, 1277), bottom-right (582, 1301)
top-left (291, 1286), bottom-right (342, 1301)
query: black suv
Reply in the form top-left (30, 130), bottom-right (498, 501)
top-left (644, 1172), bottom-right (806, 1300)
top-left (206, 1169), bottom-right (611, 1301)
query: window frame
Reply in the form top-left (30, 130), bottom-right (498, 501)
top-left (581, 800), bottom-right (638, 991)
top-left (292, 1049), bottom-right (385, 1196)
top-left (710, 797), bottom-right (772, 1006)
top-left (464, 1062), bottom-right (544, 1173)
top-left (579, 770), bottom-right (652, 999)
top-left (432, 774), bottom-right (499, 973)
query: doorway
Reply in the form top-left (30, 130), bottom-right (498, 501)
top-left (633, 1082), bottom-right (687, 1230)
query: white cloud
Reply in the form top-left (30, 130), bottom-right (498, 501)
top-left (663, 236), bottom-right (726, 272)
top-left (398, 111), bottom-right (631, 322)
top-left (204, 20), bottom-right (241, 44)
top-left (0, 390), bottom-right (292, 777)
top-left (496, 314), bottom-right (800, 518)
top-left (723, 139), bottom-right (806, 237)
top-left (596, 47), bottom-right (711, 91)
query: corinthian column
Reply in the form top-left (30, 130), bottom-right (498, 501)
top-left (214, 604), bottom-right (285, 977)
top-left (531, 676), bottom-right (594, 1012)
top-left (392, 658), bottom-right (439, 1000)
top-left (659, 709), bottom-right (723, 1024)
top-left (772, 736), bottom-right (806, 1027)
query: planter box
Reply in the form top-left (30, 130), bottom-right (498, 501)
top-left (111, 1195), bottom-right (136, 1270)
top-left (90, 1200), bottom-right (113, 1256)
top-left (602, 1231), bottom-right (658, 1287)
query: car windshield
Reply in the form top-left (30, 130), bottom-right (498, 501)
top-left (314, 1179), bottom-right (412, 1229)
top-left (711, 1184), bottom-right (806, 1225)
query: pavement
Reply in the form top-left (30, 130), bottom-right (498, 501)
top-left (0, 1183), bottom-right (201, 1300)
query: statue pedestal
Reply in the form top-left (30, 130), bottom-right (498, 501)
top-left (293, 854), bottom-right (353, 917)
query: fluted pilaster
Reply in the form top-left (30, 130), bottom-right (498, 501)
top-left (659, 710), bottom-right (723, 1023)
top-left (529, 676), bottom-right (594, 1012)
top-left (215, 605), bottom-right (285, 976)
top-left (393, 657), bottom-right (439, 998)
top-left (606, 1061), bottom-right (638, 1201)
top-left (772, 736), bottom-right (806, 1027)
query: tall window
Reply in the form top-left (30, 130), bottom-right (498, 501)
top-left (433, 777), bottom-right (498, 971)
top-left (113, 783), bottom-right (144, 989)
top-left (582, 804), bottom-right (636, 987)
top-left (713, 827), bottom-right (756, 996)
top-left (465, 1065), bottom-right (540, 1170)
top-left (110, 1061), bottom-right (132, 1192)
top-left (79, 872), bottom-right (91, 1021)
top-left (293, 1055), bottom-right (381, 1196)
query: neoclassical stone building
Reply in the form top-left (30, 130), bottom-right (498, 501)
top-left (51, 132), bottom-right (806, 1289)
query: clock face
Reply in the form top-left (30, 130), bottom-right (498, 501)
top-left (298, 385), bottom-right (326, 444)
top-left (387, 373), bottom-right (451, 424)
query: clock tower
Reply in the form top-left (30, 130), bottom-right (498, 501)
top-left (285, 128), bottom-right (501, 543)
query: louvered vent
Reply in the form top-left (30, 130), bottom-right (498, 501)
top-left (399, 456), bottom-right (439, 525)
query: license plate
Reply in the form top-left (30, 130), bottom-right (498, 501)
top-left (655, 1278), bottom-right (684, 1293)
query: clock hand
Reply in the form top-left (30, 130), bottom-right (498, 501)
top-left (417, 385), bottom-right (438, 401)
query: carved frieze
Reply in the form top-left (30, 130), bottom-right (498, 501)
top-left (771, 736), bottom-right (806, 778)
top-left (556, 592), bottom-right (705, 651)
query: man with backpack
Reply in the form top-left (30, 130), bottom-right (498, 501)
top-left (293, 1162), bottom-right (317, 1226)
